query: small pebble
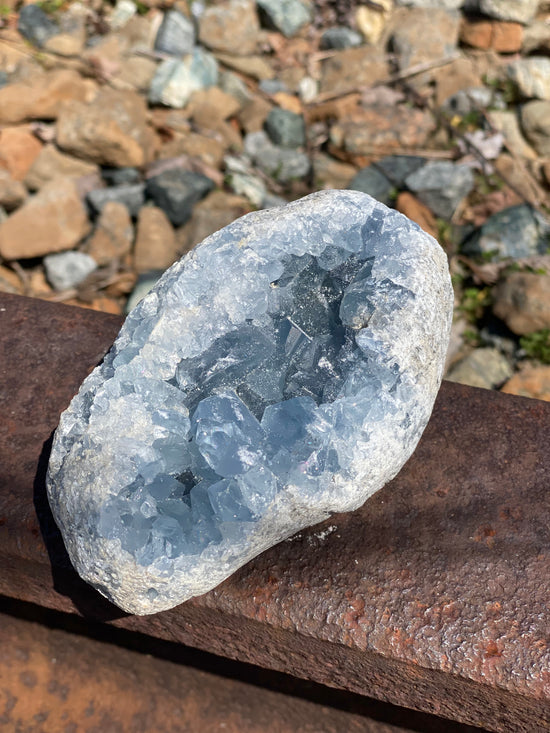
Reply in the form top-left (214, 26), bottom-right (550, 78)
top-left (44, 251), bottom-right (97, 291)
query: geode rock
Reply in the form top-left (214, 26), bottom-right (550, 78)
top-left (47, 190), bottom-right (453, 615)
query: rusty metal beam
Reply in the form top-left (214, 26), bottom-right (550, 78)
top-left (2, 608), bottom-right (428, 733)
top-left (0, 293), bottom-right (549, 732)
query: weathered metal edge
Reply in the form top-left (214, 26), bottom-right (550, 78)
top-left (1, 293), bottom-right (549, 732)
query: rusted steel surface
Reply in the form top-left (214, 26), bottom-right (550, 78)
top-left (1, 293), bottom-right (549, 732)
top-left (1, 610), bottom-right (420, 733)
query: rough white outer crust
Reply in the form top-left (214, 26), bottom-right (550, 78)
top-left (47, 190), bottom-right (454, 615)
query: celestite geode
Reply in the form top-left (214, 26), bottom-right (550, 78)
top-left (47, 190), bottom-right (453, 615)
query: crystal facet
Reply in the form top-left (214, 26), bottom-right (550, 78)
top-left (47, 190), bottom-right (453, 614)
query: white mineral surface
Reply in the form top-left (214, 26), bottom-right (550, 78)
top-left (47, 190), bottom-right (453, 615)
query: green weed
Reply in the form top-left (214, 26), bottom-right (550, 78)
top-left (519, 330), bottom-right (550, 364)
top-left (459, 286), bottom-right (491, 324)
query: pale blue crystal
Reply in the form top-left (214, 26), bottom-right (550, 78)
top-left (47, 190), bottom-right (453, 614)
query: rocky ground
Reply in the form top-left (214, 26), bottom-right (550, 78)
top-left (0, 0), bottom-right (550, 398)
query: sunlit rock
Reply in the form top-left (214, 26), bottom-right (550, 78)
top-left (47, 190), bottom-right (453, 615)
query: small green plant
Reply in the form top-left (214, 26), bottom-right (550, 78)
top-left (388, 186), bottom-right (399, 203)
top-left (463, 328), bottom-right (481, 346)
top-left (519, 330), bottom-right (550, 364)
top-left (451, 271), bottom-right (464, 288)
top-left (474, 172), bottom-right (505, 197)
top-left (36, 0), bottom-right (64, 14)
top-left (135, 0), bottom-right (150, 15)
top-left (0, 5), bottom-right (12, 17)
top-left (481, 74), bottom-right (520, 105)
top-left (459, 286), bottom-right (491, 324)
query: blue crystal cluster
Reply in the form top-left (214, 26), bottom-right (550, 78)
top-left (47, 190), bottom-right (453, 613)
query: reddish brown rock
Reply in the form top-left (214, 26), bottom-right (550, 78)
top-left (199, 0), bottom-right (260, 56)
top-left (85, 202), bottom-right (133, 266)
top-left (0, 70), bottom-right (94, 125)
top-left (187, 87), bottom-right (242, 124)
top-left (134, 206), bottom-right (178, 273)
top-left (434, 56), bottom-right (484, 105)
top-left (215, 53), bottom-right (274, 81)
top-left (0, 178), bottom-right (90, 260)
top-left (159, 133), bottom-right (226, 169)
top-left (177, 190), bottom-right (249, 254)
top-left (312, 153), bottom-right (356, 189)
top-left (56, 88), bottom-right (155, 167)
top-left (0, 126), bottom-right (43, 181)
top-left (272, 91), bottom-right (302, 115)
top-left (24, 144), bottom-right (100, 191)
top-left (0, 264), bottom-right (22, 294)
top-left (0, 169), bottom-right (26, 211)
top-left (238, 96), bottom-right (273, 133)
top-left (391, 8), bottom-right (459, 71)
top-left (186, 88), bottom-right (243, 150)
top-left (459, 18), bottom-right (493, 48)
top-left (502, 364), bottom-right (550, 401)
top-left (396, 192), bottom-right (438, 239)
top-left (330, 106), bottom-right (436, 156)
top-left (460, 18), bottom-right (523, 52)
top-left (493, 272), bottom-right (550, 335)
top-left (320, 46), bottom-right (388, 97)
top-left (28, 268), bottom-right (53, 297)
top-left (115, 55), bottom-right (159, 94)
top-left (0, 84), bottom-right (38, 126)
top-left (33, 70), bottom-right (96, 120)
top-left (492, 20), bottom-right (523, 52)
top-left (65, 296), bottom-right (124, 315)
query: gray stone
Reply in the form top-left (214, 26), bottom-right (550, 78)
top-left (102, 167), bottom-right (142, 187)
top-left (373, 155), bottom-right (426, 189)
top-left (259, 79), bottom-right (288, 95)
top-left (462, 204), bottom-right (550, 261)
top-left (110, 0), bottom-right (137, 30)
top-left (87, 184), bottom-right (146, 219)
top-left (17, 4), bottom-right (59, 48)
top-left (521, 100), bottom-right (550, 156)
top-left (405, 162), bottom-right (474, 219)
top-left (154, 10), bottom-right (195, 57)
top-left (479, 326), bottom-right (517, 361)
top-left (445, 347), bottom-right (512, 390)
top-left (47, 189), bottom-right (453, 615)
top-left (219, 71), bottom-right (253, 106)
top-left (224, 155), bottom-right (267, 206)
top-left (442, 87), bottom-right (495, 116)
top-left (508, 57), bottom-right (550, 101)
top-left (479, 0), bottom-right (539, 24)
top-left (256, 0), bottom-right (312, 37)
top-left (319, 27), bottom-right (363, 50)
top-left (264, 108), bottom-right (306, 148)
top-left (261, 192), bottom-right (288, 208)
top-left (348, 166), bottom-right (394, 206)
top-left (244, 130), bottom-right (310, 183)
top-left (44, 251), bottom-right (97, 291)
top-left (145, 169), bottom-right (215, 226)
top-left (149, 49), bottom-right (218, 109)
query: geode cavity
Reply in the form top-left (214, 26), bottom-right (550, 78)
top-left (47, 190), bottom-right (453, 615)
